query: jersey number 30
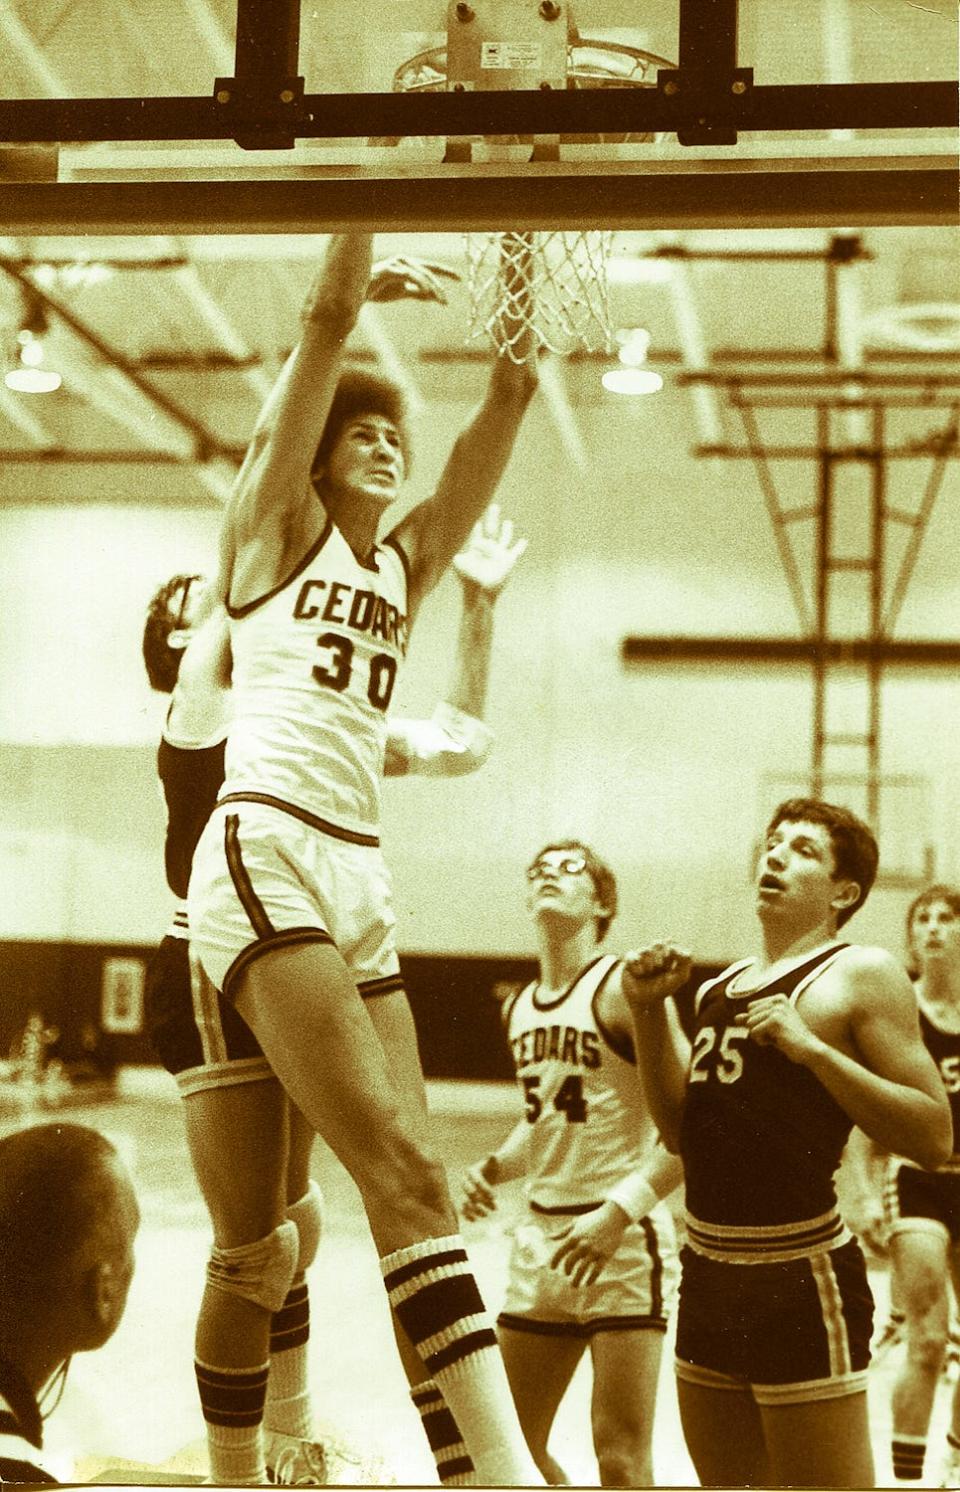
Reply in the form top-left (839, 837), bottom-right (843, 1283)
top-left (523, 1074), bottom-right (588, 1124)
top-left (313, 632), bottom-right (398, 712)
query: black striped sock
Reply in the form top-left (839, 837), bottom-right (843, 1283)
top-left (195, 1358), bottom-right (268, 1484)
top-left (892, 1436), bottom-right (926, 1480)
top-left (270, 1277), bottom-right (310, 1356)
top-left (381, 1235), bottom-right (541, 1486)
top-left (411, 1380), bottom-right (475, 1486)
top-left (266, 1277), bottom-right (312, 1439)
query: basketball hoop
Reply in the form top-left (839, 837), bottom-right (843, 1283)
top-left (386, 9), bottom-right (673, 361)
top-left (390, 36), bottom-right (672, 145)
top-left (465, 229), bottom-right (614, 361)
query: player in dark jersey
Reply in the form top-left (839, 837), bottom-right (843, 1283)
top-left (460, 841), bottom-right (683, 1486)
top-left (848, 884), bottom-right (960, 1486)
top-left (621, 797), bottom-right (951, 1489)
top-left (0, 1124), bottom-right (140, 1485)
top-left (143, 496), bottom-right (526, 1485)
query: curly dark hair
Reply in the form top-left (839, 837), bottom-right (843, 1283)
top-left (530, 839), bottom-right (619, 944)
top-left (142, 573), bottom-right (201, 693)
top-left (311, 368), bottom-right (412, 481)
top-left (766, 796), bottom-right (879, 927)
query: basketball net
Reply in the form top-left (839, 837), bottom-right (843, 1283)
top-left (465, 230), bottom-right (614, 362)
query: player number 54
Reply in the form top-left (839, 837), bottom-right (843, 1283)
top-left (522, 1074), bottom-right (588, 1124)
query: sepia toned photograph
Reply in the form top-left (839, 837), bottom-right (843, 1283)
top-left (0, 2), bottom-right (958, 1486)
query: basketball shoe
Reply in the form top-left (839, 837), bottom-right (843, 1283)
top-left (266, 1430), bottom-right (394, 1486)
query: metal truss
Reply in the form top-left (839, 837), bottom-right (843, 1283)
top-left (621, 235), bottom-right (960, 834)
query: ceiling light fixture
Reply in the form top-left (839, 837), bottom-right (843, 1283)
top-left (601, 326), bottom-right (664, 395)
top-left (601, 366), bottom-right (664, 395)
top-left (5, 296), bottom-right (63, 394)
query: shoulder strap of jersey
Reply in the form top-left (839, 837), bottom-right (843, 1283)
top-left (694, 958), bottom-right (753, 1014)
top-left (500, 981), bottom-right (531, 1031)
top-left (380, 532), bottom-right (411, 592)
top-left (592, 957), bottom-right (636, 1063)
top-left (786, 942), bottom-right (851, 1003)
top-left (227, 517), bottom-right (333, 619)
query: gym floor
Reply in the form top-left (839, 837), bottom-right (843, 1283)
top-left (3, 1068), bottom-right (952, 1488)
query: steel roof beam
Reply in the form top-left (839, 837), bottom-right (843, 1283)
top-left (621, 637), bottom-right (960, 665)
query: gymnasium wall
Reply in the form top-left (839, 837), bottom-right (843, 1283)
top-left (2, 358), bottom-right (959, 1066)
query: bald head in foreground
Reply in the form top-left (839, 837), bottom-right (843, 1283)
top-left (0, 1122), bottom-right (140, 1483)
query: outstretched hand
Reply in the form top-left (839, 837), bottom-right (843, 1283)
top-left (367, 256), bottom-right (460, 305)
top-left (452, 503), bottom-right (528, 597)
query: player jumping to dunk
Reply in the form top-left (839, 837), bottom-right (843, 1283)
top-left (187, 232), bottom-right (543, 1487)
top-left (142, 496), bottom-right (526, 1486)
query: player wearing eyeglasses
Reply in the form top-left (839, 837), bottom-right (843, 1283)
top-left (460, 840), bottom-right (683, 1487)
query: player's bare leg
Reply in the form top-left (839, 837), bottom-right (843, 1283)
top-left (590, 1329), bottom-right (664, 1487)
top-left (890, 1227), bottom-right (950, 1481)
top-left (236, 941), bottom-right (544, 1485)
top-left (497, 1325), bottom-right (585, 1483)
top-left (760, 1393), bottom-right (874, 1488)
top-left (183, 1076), bottom-right (291, 1483)
top-left (366, 988), bottom-right (480, 1484)
top-left (677, 1378), bottom-right (769, 1488)
top-left (235, 944), bottom-right (451, 1250)
top-left (942, 1248), bottom-right (960, 1484)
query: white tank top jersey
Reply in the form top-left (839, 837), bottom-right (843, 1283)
top-left (223, 520), bottom-right (410, 837)
top-left (504, 954), bottom-right (656, 1211)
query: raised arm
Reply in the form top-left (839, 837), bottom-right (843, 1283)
top-left (384, 504), bottom-right (526, 778)
top-left (223, 242), bottom-right (456, 610)
top-left (223, 235), bottom-right (372, 605)
top-left (621, 944), bottom-right (696, 1154)
top-left (391, 236), bottom-right (539, 616)
top-left (166, 603), bottom-right (232, 745)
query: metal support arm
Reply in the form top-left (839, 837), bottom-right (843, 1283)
top-left (0, 80), bottom-right (955, 146)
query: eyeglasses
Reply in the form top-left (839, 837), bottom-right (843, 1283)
top-left (526, 855), bottom-right (588, 882)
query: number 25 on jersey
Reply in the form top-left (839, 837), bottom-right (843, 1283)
top-left (689, 1026), bottom-right (750, 1085)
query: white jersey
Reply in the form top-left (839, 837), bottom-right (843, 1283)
top-left (223, 522), bottom-right (410, 838)
top-left (504, 954), bottom-right (655, 1211)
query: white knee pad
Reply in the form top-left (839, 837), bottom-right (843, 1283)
top-left (287, 1179), bottom-right (324, 1273)
top-left (207, 1218), bottom-right (299, 1314)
